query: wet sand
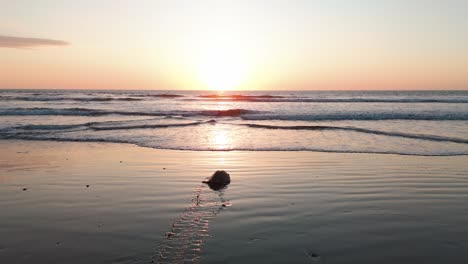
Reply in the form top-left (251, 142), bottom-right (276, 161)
top-left (1, 140), bottom-right (468, 263)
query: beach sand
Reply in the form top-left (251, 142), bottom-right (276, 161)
top-left (1, 140), bottom-right (468, 263)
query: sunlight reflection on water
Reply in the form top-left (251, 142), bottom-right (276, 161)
top-left (214, 129), bottom-right (229, 150)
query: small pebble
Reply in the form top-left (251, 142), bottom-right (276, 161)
top-left (120, 161), bottom-right (122, 163)
top-left (86, 185), bottom-right (90, 188)
top-left (166, 232), bottom-right (175, 239)
top-left (22, 188), bottom-right (28, 191)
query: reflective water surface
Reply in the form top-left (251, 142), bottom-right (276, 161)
top-left (1, 141), bottom-right (468, 263)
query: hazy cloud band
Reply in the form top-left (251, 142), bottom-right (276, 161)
top-left (0, 35), bottom-right (69, 48)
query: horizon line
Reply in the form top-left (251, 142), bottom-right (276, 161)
top-left (1, 88), bottom-right (467, 92)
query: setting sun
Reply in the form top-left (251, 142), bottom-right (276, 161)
top-left (192, 35), bottom-right (253, 91)
top-left (196, 51), bottom-right (247, 91)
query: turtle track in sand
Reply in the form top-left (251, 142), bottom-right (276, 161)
top-left (153, 184), bottom-right (230, 263)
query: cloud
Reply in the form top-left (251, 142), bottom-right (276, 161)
top-left (0, 35), bottom-right (69, 48)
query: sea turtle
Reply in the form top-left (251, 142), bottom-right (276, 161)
top-left (202, 170), bottom-right (231, 190)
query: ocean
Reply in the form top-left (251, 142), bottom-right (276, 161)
top-left (1, 89), bottom-right (468, 156)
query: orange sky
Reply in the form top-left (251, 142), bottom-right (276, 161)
top-left (1, 1), bottom-right (467, 90)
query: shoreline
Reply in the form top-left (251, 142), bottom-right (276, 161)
top-left (1, 138), bottom-right (467, 157)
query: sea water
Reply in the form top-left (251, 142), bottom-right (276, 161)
top-left (1, 89), bottom-right (467, 156)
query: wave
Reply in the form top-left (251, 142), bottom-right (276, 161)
top-left (3, 120), bottom-right (212, 133)
top-left (131, 93), bottom-right (185, 98)
top-left (198, 94), bottom-right (284, 100)
top-left (0, 96), bottom-right (142, 102)
top-left (8, 120), bottom-right (466, 145)
top-left (0, 107), bottom-right (258, 118)
top-left (1, 118), bottom-right (467, 156)
top-left (241, 113), bottom-right (468, 121)
top-left (199, 109), bottom-right (257, 117)
top-left (1, 136), bottom-right (467, 156)
top-left (193, 96), bottom-right (468, 103)
top-left (6, 124), bottom-right (88, 131)
top-left (240, 123), bottom-right (468, 144)
top-left (2, 107), bottom-right (468, 121)
top-left (148, 93), bottom-right (184, 98)
top-left (90, 121), bottom-right (208, 131)
top-left (0, 107), bottom-right (158, 116)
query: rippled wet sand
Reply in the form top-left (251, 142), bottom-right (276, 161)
top-left (1, 140), bottom-right (467, 263)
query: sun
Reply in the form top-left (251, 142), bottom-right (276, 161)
top-left (194, 42), bottom-right (251, 91)
top-left (197, 54), bottom-right (246, 91)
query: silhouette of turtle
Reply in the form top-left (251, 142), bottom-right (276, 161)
top-left (202, 170), bottom-right (231, 190)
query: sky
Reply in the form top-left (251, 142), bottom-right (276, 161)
top-left (1, 0), bottom-right (468, 90)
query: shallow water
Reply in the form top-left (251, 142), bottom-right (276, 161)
top-left (1, 141), bottom-right (467, 263)
top-left (1, 89), bottom-right (468, 155)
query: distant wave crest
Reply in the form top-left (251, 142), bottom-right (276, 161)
top-left (0, 96), bottom-right (142, 102)
top-left (193, 95), bottom-right (468, 103)
top-left (0, 107), bottom-right (258, 117)
top-left (131, 93), bottom-right (185, 98)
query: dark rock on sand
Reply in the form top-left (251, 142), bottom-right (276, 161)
top-left (203, 170), bottom-right (231, 190)
top-left (22, 188), bottom-right (28, 191)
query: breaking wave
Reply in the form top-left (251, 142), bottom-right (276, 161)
top-left (241, 113), bottom-right (468, 121)
top-left (1, 135), bottom-right (466, 156)
top-left (1, 119), bottom-right (468, 156)
top-left (0, 107), bottom-right (258, 118)
top-left (2, 120), bottom-right (212, 132)
top-left (0, 96), bottom-right (142, 102)
top-left (240, 123), bottom-right (468, 144)
top-left (199, 109), bottom-right (257, 117)
top-left (2, 107), bottom-right (468, 121)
